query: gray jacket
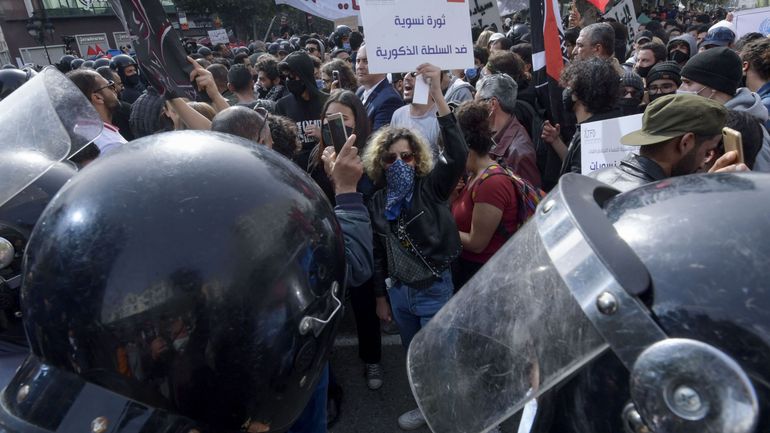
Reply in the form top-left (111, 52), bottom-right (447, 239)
top-left (725, 88), bottom-right (770, 172)
top-left (335, 192), bottom-right (374, 288)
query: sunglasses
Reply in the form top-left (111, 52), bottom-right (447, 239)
top-left (94, 80), bottom-right (116, 93)
top-left (380, 151), bottom-right (415, 165)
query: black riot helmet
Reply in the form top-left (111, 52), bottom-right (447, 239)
top-left (81, 59), bottom-right (94, 69)
top-left (332, 25), bottom-right (352, 49)
top-left (57, 54), bottom-right (75, 73)
top-left (92, 57), bottom-right (111, 69)
top-left (0, 130), bottom-right (346, 433)
top-left (409, 173), bottom-right (770, 433)
top-left (507, 23), bottom-right (531, 45)
top-left (69, 58), bottom-right (85, 70)
top-left (110, 53), bottom-right (138, 79)
top-left (0, 69), bottom-right (30, 100)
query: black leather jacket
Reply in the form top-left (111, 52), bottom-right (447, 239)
top-left (369, 113), bottom-right (468, 296)
top-left (589, 154), bottom-right (667, 192)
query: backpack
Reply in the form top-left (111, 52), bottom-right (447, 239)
top-left (470, 164), bottom-right (545, 239)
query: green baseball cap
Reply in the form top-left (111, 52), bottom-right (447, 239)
top-left (621, 94), bottom-right (727, 146)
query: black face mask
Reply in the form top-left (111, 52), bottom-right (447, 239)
top-left (124, 74), bottom-right (140, 86)
top-left (648, 90), bottom-right (674, 103)
top-left (286, 79), bottom-right (306, 98)
top-left (636, 65), bottom-right (652, 78)
top-left (322, 124), bottom-right (356, 148)
top-left (618, 98), bottom-right (642, 115)
top-left (562, 88), bottom-right (575, 113)
top-left (669, 50), bottom-right (689, 64)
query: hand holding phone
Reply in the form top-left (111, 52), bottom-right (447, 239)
top-left (722, 127), bottom-right (744, 165)
top-left (326, 112), bottom-right (349, 154)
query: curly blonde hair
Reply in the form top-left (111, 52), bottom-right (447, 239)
top-left (363, 127), bottom-right (434, 186)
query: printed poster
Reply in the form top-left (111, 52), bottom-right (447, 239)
top-left (602, 0), bottom-right (639, 53)
top-left (580, 114), bottom-right (642, 175)
top-left (75, 33), bottom-right (110, 58)
top-left (359, 0), bottom-right (474, 73)
top-left (470, 0), bottom-right (503, 30)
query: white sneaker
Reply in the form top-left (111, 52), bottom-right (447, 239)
top-left (398, 408), bottom-right (427, 430)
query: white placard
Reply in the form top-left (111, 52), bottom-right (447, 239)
top-left (359, 0), bottom-right (474, 74)
top-left (602, 0), bottom-right (639, 53)
top-left (734, 7), bottom-right (770, 38)
top-left (207, 29), bottom-right (229, 45)
top-left (75, 33), bottom-right (110, 58)
top-left (275, 0), bottom-right (360, 20)
top-left (470, 0), bottom-right (503, 30)
top-left (580, 114), bottom-right (643, 174)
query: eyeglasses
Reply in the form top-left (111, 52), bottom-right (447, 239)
top-left (253, 106), bottom-right (270, 141)
top-left (380, 151), bottom-right (415, 165)
top-left (647, 83), bottom-right (677, 94)
top-left (94, 80), bottom-right (116, 93)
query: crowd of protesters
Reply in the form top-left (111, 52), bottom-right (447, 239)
top-left (0, 3), bottom-right (768, 432)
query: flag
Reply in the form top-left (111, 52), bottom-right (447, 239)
top-left (107, 0), bottom-right (195, 99)
top-left (87, 46), bottom-right (97, 56)
top-left (529, 0), bottom-right (570, 190)
top-left (587, 0), bottom-right (610, 13)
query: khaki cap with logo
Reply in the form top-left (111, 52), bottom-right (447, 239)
top-left (621, 94), bottom-right (727, 146)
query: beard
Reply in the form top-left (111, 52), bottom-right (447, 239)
top-left (671, 144), bottom-right (701, 177)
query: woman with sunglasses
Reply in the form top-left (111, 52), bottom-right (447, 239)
top-left (361, 63), bottom-right (468, 431)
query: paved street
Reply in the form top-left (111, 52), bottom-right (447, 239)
top-left (328, 302), bottom-right (521, 433)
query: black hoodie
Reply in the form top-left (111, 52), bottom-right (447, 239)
top-left (275, 51), bottom-right (329, 170)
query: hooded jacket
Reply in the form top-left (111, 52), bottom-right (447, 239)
top-left (275, 51), bottom-right (329, 170)
top-left (725, 87), bottom-right (770, 172)
top-left (667, 34), bottom-right (697, 63)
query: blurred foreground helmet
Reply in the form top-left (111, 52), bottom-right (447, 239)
top-left (0, 69), bottom-right (31, 100)
top-left (0, 131), bottom-right (346, 433)
top-left (408, 173), bottom-right (770, 433)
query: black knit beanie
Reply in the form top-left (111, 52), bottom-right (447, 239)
top-left (647, 61), bottom-right (682, 87)
top-left (680, 47), bottom-right (742, 97)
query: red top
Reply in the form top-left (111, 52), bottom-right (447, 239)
top-left (451, 169), bottom-right (519, 264)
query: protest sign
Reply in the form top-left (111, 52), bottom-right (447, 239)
top-left (603, 0), bottom-right (639, 53)
top-left (113, 31), bottom-right (133, 50)
top-left (734, 7), bottom-right (770, 38)
top-left (207, 29), bottom-right (229, 45)
top-left (580, 113), bottom-right (642, 175)
top-left (275, 0), bottom-right (360, 21)
top-left (358, 0), bottom-right (474, 73)
top-left (75, 33), bottom-right (110, 58)
top-left (470, 0), bottom-right (503, 30)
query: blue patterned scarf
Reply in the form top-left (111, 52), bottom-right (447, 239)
top-left (385, 159), bottom-right (415, 221)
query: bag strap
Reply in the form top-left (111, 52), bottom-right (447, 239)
top-left (470, 164), bottom-right (545, 239)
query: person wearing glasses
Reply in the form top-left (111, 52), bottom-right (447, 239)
top-left (304, 38), bottom-right (325, 61)
top-left (362, 63), bottom-right (467, 431)
top-left (646, 61), bottom-right (681, 103)
top-left (67, 69), bottom-right (126, 156)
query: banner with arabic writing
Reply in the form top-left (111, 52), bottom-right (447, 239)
top-left (108, 0), bottom-right (196, 99)
top-left (274, 0), bottom-right (360, 21)
top-left (469, 0), bottom-right (503, 30)
top-left (359, 0), bottom-right (474, 73)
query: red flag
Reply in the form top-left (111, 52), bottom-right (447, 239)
top-left (95, 44), bottom-right (105, 55)
top-left (586, 0), bottom-right (610, 13)
top-left (87, 46), bottom-right (97, 56)
top-left (543, 0), bottom-right (564, 81)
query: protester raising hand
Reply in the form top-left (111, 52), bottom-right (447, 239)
top-left (415, 63), bottom-right (450, 116)
top-left (321, 133), bottom-right (363, 195)
top-left (186, 56), bottom-right (229, 113)
top-left (542, 120), bottom-right (568, 160)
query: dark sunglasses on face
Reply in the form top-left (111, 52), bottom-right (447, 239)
top-left (95, 80), bottom-right (116, 93)
top-left (381, 151), bottom-right (415, 165)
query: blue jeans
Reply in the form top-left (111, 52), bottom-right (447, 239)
top-left (388, 269), bottom-right (454, 349)
top-left (289, 364), bottom-right (329, 433)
